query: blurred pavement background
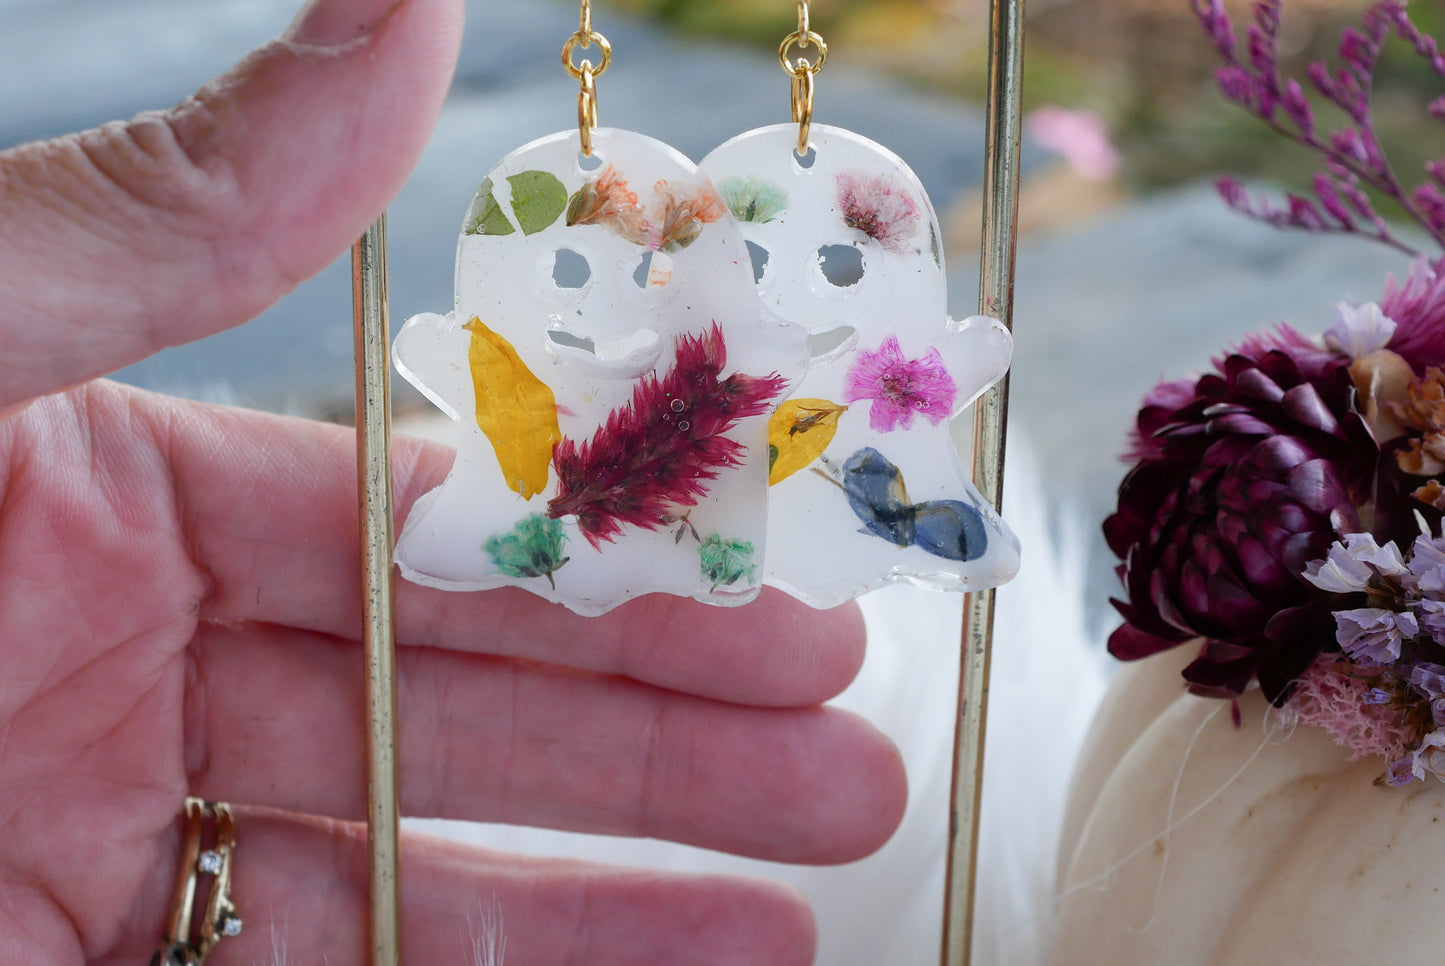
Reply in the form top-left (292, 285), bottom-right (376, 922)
top-left (0, 0), bottom-right (1413, 616)
top-left (0, 1), bottom-right (1426, 961)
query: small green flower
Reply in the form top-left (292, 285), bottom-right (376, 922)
top-left (717, 176), bottom-right (789, 224)
top-left (485, 514), bottom-right (569, 589)
top-left (698, 533), bottom-right (757, 592)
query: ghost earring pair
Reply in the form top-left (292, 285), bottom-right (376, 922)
top-left (392, 1), bottom-right (809, 616)
top-left (393, 2), bottom-right (1020, 616)
top-left (699, 2), bottom-right (1021, 608)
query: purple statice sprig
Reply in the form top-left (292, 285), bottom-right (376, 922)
top-left (1194, 0), bottom-right (1445, 256)
top-left (1299, 530), bottom-right (1445, 783)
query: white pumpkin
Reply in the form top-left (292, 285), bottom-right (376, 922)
top-left (1053, 646), bottom-right (1445, 965)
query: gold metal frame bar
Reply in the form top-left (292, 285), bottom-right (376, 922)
top-left (352, 216), bottom-right (402, 965)
top-left (942, 0), bottom-right (1026, 961)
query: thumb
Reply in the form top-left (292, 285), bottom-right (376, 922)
top-left (0, 0), bottom-right (464, 409)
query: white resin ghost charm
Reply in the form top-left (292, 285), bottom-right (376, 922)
top-left (394, 128), bottom-right (808, 616)
top-left (701, 124), bottom-right (1020, 608)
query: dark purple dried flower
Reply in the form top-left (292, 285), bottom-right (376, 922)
top-left (1106, 332), bottom-right (1380, 703)
top-left (548, 323), bottom-right (785, 547)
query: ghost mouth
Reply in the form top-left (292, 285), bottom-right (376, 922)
top-left (807, 324), bottom-right (859, 364)
top-left (546, 326), bottom-right (665, 379)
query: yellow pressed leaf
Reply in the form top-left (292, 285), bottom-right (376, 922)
top-left (767, 398), bottom-right (848, 485)
top-left (464, 317), bottom-right (560, 499)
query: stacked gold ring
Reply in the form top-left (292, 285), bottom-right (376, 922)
top-left (149, 798), bottom-right (241, 966)
top-left (779, 1), bottom-right (828, 155)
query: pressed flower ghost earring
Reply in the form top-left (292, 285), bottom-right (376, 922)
top-left (699, 2), bottom-right (1021, 607)
top-left (392, 2), bottom-right (809, 616)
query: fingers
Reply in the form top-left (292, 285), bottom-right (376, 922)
top-left (0, 0), bottom-right (464, 407)
top-left (148, 388), bottom-right (865, 707)
top-left (129, 809), bottom-right (817, 965)
top-left (186, 621), bottom-right (907, 865)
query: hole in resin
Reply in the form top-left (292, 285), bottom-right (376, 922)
top-left (577, 150), bottom-right (604, 172)
top-left (808, 325), bottom-right (857, 359)
top-left (746, 241), bottom-right (770, 284)
top-left (632, 251), bottom-right (653, 288)
top-left (793, 145), bottom-right (818, 170)
top-left (547, 329), bottom-right (596, 353)
top-left (546, 328), bottom-right (664, 373)
top-left (551, 249), bottom-right (591, 289)
top-left (631, 250), bottom-right (674, 289)
top-left (817, 244), bottom-right (865, 287)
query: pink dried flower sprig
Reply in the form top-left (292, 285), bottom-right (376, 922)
top-left (1195, 0), bottom-right (1445, 256)
top-left (842, 336), bottom-right (958, 433)
top-left (566, 167), bottom-right (725, 252)
top-left (547, 323), bottom-right (786, 548)
top-left (835, 171), bottom-right (922, 255)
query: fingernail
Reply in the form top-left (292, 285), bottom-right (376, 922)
top-left (285, 0), bottom-right (401, 47)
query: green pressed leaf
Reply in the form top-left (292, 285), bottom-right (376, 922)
top-left (508, 170), bottom-right (568, 236)
top-left (464, 178), bottom-right (515, 236)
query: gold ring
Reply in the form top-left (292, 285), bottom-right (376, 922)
top-left (149, 798), bottom-right (241, 966)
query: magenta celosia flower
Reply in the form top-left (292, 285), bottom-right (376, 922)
top-left (842, 337), bottom-right (957, 432)
top-left (548, 323), bottom-right (786, 548)
top-left (835, 171), bottom-right (921, 254)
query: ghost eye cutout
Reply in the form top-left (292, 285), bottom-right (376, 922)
top-left (551, 248), bottom-right (592, 289)
top-left (816, 244), bottom-right (865, 288)
top-left (807, 324), bottom-right (858, 362)
top-left (631, 250), bottom-right (676, 289)
top-left (746, 241), bottom-right (771, 284)
top-left (576, 150), bottom-right (604, 173)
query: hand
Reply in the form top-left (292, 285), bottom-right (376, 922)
top-left (0, 0), bottom-right (907, 962)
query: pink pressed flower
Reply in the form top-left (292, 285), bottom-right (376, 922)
top-left (835, 171), bottom-right (921, 254)
top-left (842, 337), bottom-right (957, 432)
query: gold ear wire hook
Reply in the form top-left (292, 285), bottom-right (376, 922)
top-left (563, 0), bottom-right (613, 156)
top-left (779, 0), bottom-right (828, 155)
